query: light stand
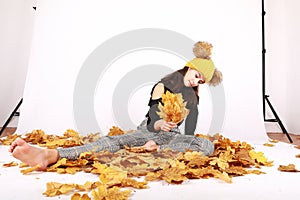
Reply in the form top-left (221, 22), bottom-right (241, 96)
top-left (0, 98), bottom-right (23, 136)
top-left (262, 0), bottom-right (293, 143)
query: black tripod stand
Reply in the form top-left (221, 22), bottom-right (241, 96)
top-left (262, 0), bottom-right (293, 143)
top-left (0, 98), bottom-right (23, 136)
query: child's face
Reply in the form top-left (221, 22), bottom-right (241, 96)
top-left (183, 68), bottom-right (205, 87)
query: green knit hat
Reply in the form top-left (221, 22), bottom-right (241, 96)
top-left (185, 58), bottom-right (215, 82)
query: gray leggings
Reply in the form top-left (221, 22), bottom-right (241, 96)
top-left (57, 129), bottom-right (214, 160)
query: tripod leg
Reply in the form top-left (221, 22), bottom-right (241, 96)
top-left (0, 98), bottom-right (23, 136)
top-left (265, 96), bottom-right (293, 143)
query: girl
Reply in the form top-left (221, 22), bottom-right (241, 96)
top-left (9, 41), bottom-right (222, 170)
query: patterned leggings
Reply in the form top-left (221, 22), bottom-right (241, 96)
top-left (57, 129), bottom-right (214, 160)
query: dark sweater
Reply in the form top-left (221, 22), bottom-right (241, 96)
top-left (145, 83), bottom-right (198, 135)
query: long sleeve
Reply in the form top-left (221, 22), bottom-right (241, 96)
top-left (184, 106), bottom-right (198, 135)
top-left (145, 82), bottom-right (196, 133)
top-left (146, 103), bottom-right (161, 132)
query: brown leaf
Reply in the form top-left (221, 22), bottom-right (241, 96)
top-left (247, 169), bottom-right (266, 175)
top-left (263, 143), bottom-right (275, 147)
top-left (2, 161), bottom-right (18, 167)
top-left (278, 164), bottom-right (300, 172)
top-left (3, 128), bottom-right (276, 200)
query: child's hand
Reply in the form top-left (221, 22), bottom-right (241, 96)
top-left (155, 119), bottom-right (177, 132)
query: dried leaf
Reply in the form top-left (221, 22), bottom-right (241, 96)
top-left (2, 161), bottom-right (18, 167)
top-left (121, 178), bottom-right (148, 189)
top-left (81, 132), bottom-right (101, 144)
top-left (0, 134), bottom-right (21, 145)
top-left (92, 186), bottom-right (131, 200)
top-left (65, 167), bottom-right (81, 174)
top-left (71, 193), bottom-right (91, 200)
top-left (235, 149), bottom-right (255, 166)
top-left (107, 126), bottom-right (125, 136)
top-left (215, 171), bottom-right (232, 183)
top-left (249, 150), bottom-right (271, 166)
top-left (75, 181), bottom-right (94, 191)
top-left (161, 167), bottom-right (188, 184)
top-left (278, 164), bottom-right (300, 172)
top-left (43, 182), bottom-right (75, 197)
top-left (157, 91), bottom-right (189, 123)
top-left (71, 193), bottom-right (81, 200)
top-left (294, 145), bottom-right (300, 150)
top-left (268, 139), bottom-right (279, 143)
top-left (19, 162), bottom-right (29, 168)
top-left (263, 143), bottom-right (275, 147)
top-left (21, 164), bottom-right (41, 174)
top-left (48, 158), bottom-right (67, 170)
top-left (210, 157), bottom-right (229, 170)
top-left (2, 128), bottom-right (277, 200)
top-left (99, 167), bottom-right (127, 186)
top-left (59, 184), bottom-right (75, 194)
top-left (225, 166), bottom-right (247, 176)
top-left (247, 169), bottom-right (266, 175)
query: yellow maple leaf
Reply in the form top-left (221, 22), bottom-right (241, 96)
top-left (216, 171), bottom-right (232, 183)
top-left (71, 193), bottom-right (91, 200)
top-left (157, 91), bottom-right (189, 124)
top-left (209, 157), bottom-right (229, 170)
top-left (248, 150), bottom-right (271, 165)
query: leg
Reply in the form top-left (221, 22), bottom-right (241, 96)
top-left (57, 136), bottom-right (122, 160)
top-left (143, 140), bottom-right (159, 151)
top-left (58, 130), bottom-right (162, 160)
top-left (117, 129), bottom-right (171, 147)
top-left (159, 135), bottom-right (214, 156)
top-left (9, 138), bottom-right (59, 170)
top-left (128, 140), bottom-right (160, 152)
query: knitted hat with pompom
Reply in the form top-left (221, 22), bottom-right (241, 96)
top-left (185, 41), bottom-right (215, 82)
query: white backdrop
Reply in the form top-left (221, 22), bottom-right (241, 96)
top-left (0, 0), bottom-right (35, 126)
top-left (264, 0), bottom-right (300, 134)
top-left (17, 0), bottom-right (267, 143)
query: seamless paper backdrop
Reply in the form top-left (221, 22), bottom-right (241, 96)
top-left (17, 0), bottom-right (267, 143)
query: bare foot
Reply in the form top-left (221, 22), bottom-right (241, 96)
top-left (125, 140), bottom-right (159, 153)
top-left (9, 137), bottom-right (59, 170)
top-left (143, 140), bottom-right (159, 151)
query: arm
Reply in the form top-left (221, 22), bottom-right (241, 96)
top-left (146, 83), bottom-right (177, 132)
top-left (184, 106), bottom-right (199, 135)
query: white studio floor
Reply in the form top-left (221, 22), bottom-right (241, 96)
top-left (1, 139), bottom-right (300, 200)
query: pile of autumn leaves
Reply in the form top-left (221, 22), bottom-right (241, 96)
top-left (0, 92), bottom-right (289, 200)
top-left (2, 128), bottom-right (276, 200)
